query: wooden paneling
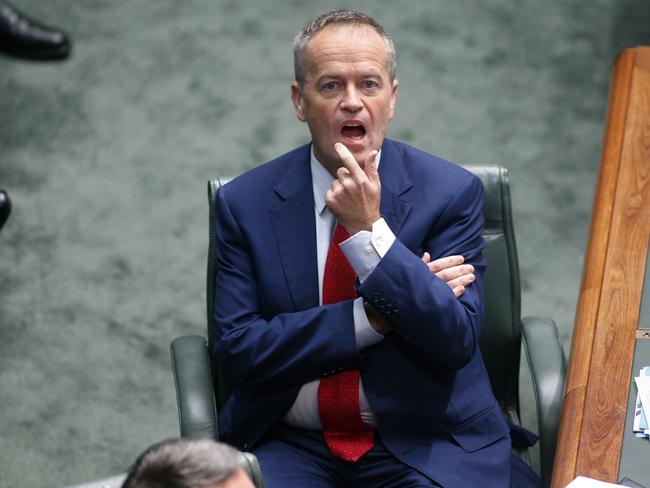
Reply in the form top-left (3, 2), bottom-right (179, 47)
top-left (552, 47), bottom-right (650, 487)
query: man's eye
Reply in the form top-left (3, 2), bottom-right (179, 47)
top-left (363, 80), bottom-right (379, 89)
top-left (322, 81), bottom-right (338, 91)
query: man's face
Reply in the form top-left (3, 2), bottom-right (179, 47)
top-left (291, 24), bottom-right (398, 175)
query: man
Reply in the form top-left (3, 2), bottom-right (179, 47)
top-left (213, 10), bottom-right (537, 487)
top-left (122, 438), bottom-right (255, 488)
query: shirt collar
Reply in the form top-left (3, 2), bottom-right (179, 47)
top-left (310, 146), bottom-right (382, 215)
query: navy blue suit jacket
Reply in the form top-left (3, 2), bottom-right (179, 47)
top-left (212, 139), bottom-right (512, 487)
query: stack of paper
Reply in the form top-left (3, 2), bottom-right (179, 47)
top-left (633, 366), bottom-right (650, 438)
top-left (565, 476), bottom-right (626, 487)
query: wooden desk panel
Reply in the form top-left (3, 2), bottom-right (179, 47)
top-left (552, 47), bottom-right (650, 487)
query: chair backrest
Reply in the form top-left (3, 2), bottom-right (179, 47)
top-left (465, 166), bottom-right (522, 422)
top-left (207, 179), bottom-right (232, 409)
top-left (207, 166), bottom-right (522, 419)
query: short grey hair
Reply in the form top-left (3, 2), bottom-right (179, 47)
top-left (293, 10), bottom-right (397, 86)
top-left (122, 438), bottom-right (244, 488)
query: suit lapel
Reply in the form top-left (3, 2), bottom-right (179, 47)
top-left (268, 147), bottom-right (320, 310)
top-left (379, 140), bottom-right (413, 235)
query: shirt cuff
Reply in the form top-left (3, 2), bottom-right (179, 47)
top-left (340, 218), bottom-right (396, 283)
top-left (353, 297), bottom-right (384, 349)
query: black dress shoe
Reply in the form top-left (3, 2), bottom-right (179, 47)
top-left (0, 1), bottom-right (71, 60)
top-left (0, 189), bottom-right (11, 232)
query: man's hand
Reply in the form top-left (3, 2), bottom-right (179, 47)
top-left (422, 252), bottom-right (475, 298)
top-left (325, 143), bottom-right (381, 235)
top-left (365, 253), bottom-right (474, 335)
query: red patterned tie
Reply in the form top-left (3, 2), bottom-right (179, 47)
top-left (317, 223), bottom-right (375, 461)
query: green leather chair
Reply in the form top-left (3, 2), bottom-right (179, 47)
top-left (171, 165), bottom-right (566, 488)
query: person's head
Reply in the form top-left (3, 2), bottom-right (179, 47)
top-left (121, 438), bottom-right (255, 488)
top-left (291, 10), bottom-right (399, 175)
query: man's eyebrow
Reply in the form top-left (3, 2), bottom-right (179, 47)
top-left (313, 74), bottom-right (342, 85)
top-left (316, 73), bottom-right (341, 80)
top-left (314, 71), bottom-right (383, 83)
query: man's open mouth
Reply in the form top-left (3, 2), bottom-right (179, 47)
top-left (341, 123), bottom-right (366, 140)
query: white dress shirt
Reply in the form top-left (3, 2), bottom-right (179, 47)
top-left (283, 148), bottom-right (397, 430)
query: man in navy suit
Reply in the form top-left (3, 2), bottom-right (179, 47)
top-left (213, 10), bottom-right (537, 487)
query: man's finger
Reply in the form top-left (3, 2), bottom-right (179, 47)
top-left (452, 286), bottom-right (465, 298)
top-left (434, 264), bottom-right (474, 282)
top-left (421, 252), bottom-right (431, 264)
top-left (363, 150), bottom-right (380, 184)
top-left (427, 255), bottom-right (464, 273)
top-left (336, 166), bottom-right (351, 180)
top-left (334, 143), bottom-right (364, 177)
top-left (446, 274), bottom-right (475, 290)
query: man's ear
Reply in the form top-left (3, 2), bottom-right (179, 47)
top-left (388, 78), bottom-right (399, 120)
top-left (290, 81), bottom-right (307, 122)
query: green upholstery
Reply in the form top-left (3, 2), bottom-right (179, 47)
top-left (472, 166), bottom-right (522, 420)
top-left (171, 334), bottom-right (219, 439)
top-left (468, 166), bottom-right (567, 487)
top-left (207, 178), bottom-right (233, 411)
top-left (170, 166), bottom-right (567, 488)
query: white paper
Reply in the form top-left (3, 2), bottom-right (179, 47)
top-left (564, 475), bottom-right (624, 487)
top-left (635, 375), bottom-right (650, 427)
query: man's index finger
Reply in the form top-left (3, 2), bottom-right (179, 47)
top-left (334, 143), bottom-right (364, 176)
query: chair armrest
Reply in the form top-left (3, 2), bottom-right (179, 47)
top-left (170, 335), bottom-right (218, 439)
top-left (521, 315), bottom-right (567, 488)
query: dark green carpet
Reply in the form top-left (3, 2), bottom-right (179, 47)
top-left (1, 1), bottom-right (649, 486)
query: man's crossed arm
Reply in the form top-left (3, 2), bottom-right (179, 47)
top-left (326, 142), bottom-right (476, 335)
top-left (214, 143), bottom-right (484, 386)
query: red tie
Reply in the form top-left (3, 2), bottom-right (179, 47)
top-left (317, 223), bottom-right (375, 462)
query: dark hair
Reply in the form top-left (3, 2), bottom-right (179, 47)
top-left (293, 10), bottom-right (397, 86)
top-left (122, 438), bottom-right (242, 488)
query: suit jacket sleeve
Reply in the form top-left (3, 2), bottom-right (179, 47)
top-left (213, 186), bottom-right (360, 390)
top-left (359, 174), bottom-right (486, 371)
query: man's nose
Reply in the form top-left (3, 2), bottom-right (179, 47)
top-left (340, 87), bottom-right (363, 112)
